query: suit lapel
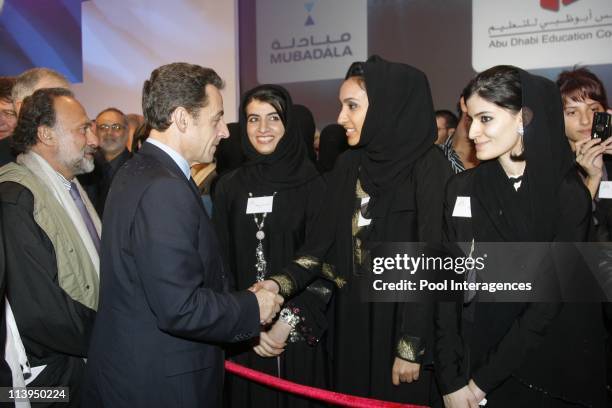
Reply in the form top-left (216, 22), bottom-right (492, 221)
top-left (139, 143), bottom-right (204, 210)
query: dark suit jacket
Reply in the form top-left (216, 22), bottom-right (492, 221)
top-left (84, 142), bottom-right (260, 408)
top-left (78, 148), bottom-right (131, 217)
top-left (0, 137), bottom-right (14, 167)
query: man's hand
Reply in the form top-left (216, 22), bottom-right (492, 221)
top-left (442, 385), bottom-right (479, 408)
top-left (252, 287), bottom-right (283, 324)
top-left (253, 320), bottom-right (291, 357)
top-left (391, 357), bottom-right (420, 385)
top-left (250, 279), bottom-right (280, 294)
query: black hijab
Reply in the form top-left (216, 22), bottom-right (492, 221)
top-left (317, 124), bottom-right (348, 173)
top-left (473, 68), bottom-right (575, 242)
top-left (332, 55), bottom-right (436, 234)
top-left (215, 122), bottom-right (245, 176)
top-left (291, 55), bottom-right (438, 281)
top-left (292, 104), bottom-right (317, 163)
top-left (238, 84), bottom-right (319, 191)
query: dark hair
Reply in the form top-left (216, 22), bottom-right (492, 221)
top-left (131, 122), bottom-right (151, 153)
top-left (435, 109), bottom-right (458, 129)
top-left (12, 87), bottom-right (74, 154)
top-left (96, 107), bottom-right (128, 124)
top-left (465, 65), bottom-right (522, 114)
top-left (0, 77), bottom-right (15, 103)
top-left (244, 86), bottom-right (288, 127)
top-left (345, 61), bottom-right (366, 89)
top-left (142, 63), bottom-right (224, 131)
top-left (465, 65), bottom-right (523, 160)
top-left (556, 67), bottom-right (608, 110)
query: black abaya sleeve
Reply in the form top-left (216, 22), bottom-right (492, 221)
top-left (268, 153), bottom-right (357, 298)
top-left (283, 178), bottom-right (334, 343)
top-left (434, 173), bottom-right (471, 394)
top-left (396, 148), bottom-right (452, 364)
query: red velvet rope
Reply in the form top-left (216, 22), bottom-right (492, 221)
top-left (225, 360), bottom-right (429, 408)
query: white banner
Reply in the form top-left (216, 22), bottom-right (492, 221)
top-left (473, 0), bottom-right (612, 71)
top-left (256, 0), bottom-right (368, 84)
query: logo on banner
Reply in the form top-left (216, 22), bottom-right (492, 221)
top-left (472, 0), bottom-right (612, 71)
top-left (256, 0), bottom-right (368, 84)
top-left (305, 1), bottom-right (315, 26)
top-left (540, 0), bottom-right (580, 11)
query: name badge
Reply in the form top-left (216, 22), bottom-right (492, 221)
top-left (452, 196), bottom-right (472, 218)
top-left (358, 197), bottom-right (371, 227)
top-left (599, 181), bottom-right (612, 199)
top-left (246, 195), bottom-right (274, 214)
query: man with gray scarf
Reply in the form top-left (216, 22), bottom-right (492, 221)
top-left (0, 87), bottom-right (100, 407)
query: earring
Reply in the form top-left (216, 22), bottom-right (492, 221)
top-left (517, 125), bottom-right (524, 136)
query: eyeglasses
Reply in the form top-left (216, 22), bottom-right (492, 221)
top-left (97, 123), bottom-right (125, 132)
top-left (0, 110), bottom-right (16, 120)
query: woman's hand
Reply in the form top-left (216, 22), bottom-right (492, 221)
top-left (468, 379), bottom-right (486, 405)
top-left (575, 137), bottom-right (610, 199)
top-left (575, 137), bottom-right (605, 177)
top-left (391, 357), bottom-right (420, 385)
top-left (442, 385), bottom-right (479, 408)
top-left (253, 320), bottom-right (291, 357)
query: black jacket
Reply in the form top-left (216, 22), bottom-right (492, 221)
top-left (0, 180), bottom-right (96, 408)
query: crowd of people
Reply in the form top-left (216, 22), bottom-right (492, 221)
top-left (0, 57), bottom-right (610, 408)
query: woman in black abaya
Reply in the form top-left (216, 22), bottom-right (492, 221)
top-left (213, 85), bottom-right (331, 408)
top-left (435, 66), bottom-right (607, 407)
top-left (263, 55), bottom-right (453, 405)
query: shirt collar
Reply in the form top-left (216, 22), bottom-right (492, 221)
top-left (146, 138), bottom-right (191, 179)
top-left (55, 171), bottom-right (72, 191)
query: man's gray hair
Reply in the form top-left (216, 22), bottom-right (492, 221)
top-left (11, 67), bottom-right (70, 103)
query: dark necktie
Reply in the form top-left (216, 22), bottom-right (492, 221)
top-left (69, 182), bottom-right (101, 255)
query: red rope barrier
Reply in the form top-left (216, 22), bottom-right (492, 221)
top-left (225, 360), bottom-right (429, 408)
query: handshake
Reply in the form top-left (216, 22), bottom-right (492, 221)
top-left (249, 280), bottom-right (284, 325)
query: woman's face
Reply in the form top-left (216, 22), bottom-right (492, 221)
top-left (337, 77), bottom-right (369, 146)
top-left (245, 99), bottom-right (285, 155)
top-left (562, 96), bottom-right (605, 148)
top-left (466, 94), bottom-right (523, 161)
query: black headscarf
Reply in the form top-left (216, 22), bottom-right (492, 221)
top-left (317, 124), bottom-right (348, 173)
top-left (290, 55), bottom-right (438, 281)
top-left (238, 84), bottom-right (319, 191)
top-left (292, 104), bottom-right (317, 163)
top-left (333, 55), bottom-right (436, 234)
top-left (215, 122), bottom-right (245, 176)
top-left (473, 68), bottom-right (575, 242)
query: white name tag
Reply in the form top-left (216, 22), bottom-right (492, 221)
top-left (599, 181), bottom-right (612, 199)
top-left (358, 197), bottom-right (371, 227)
top-left (246, 195), bottom-right (274, 214)
top-left (452, 196), bottom-right (472, 218)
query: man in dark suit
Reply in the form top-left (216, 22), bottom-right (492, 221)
top-left (84, 63), bottom-right (283, 408)
top-left (79, 107), bottom-right (132, 216)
